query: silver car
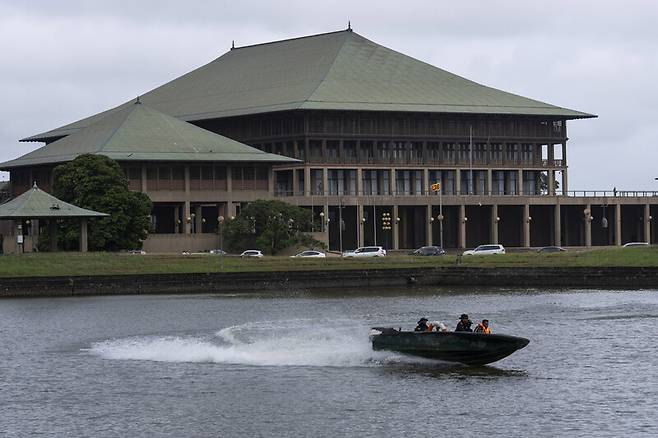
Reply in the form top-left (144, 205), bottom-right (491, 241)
top-left (342, 246), bottom-right (387, 258)
top-left (462, 244), bottom-right (506, 256)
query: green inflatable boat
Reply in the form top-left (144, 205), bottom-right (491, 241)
top-left (370, 328), bottom-right (530, 366)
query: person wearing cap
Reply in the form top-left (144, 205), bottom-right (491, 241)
top-left (415, 317), bottom-right (430, 332)
top-left (474, 319), bottom-right (491, 334)
top-left (455, 314), bottom-right (473, 332)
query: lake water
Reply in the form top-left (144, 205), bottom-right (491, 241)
top-left (1, 288), bottom-right (657, 437)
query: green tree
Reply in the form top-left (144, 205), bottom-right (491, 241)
top-left (223, 200), bottom-right (321, 254)
top-left (52, 154), bottom-right (152, 251)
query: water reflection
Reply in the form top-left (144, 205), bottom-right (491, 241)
top-left (379, 362), bottom-right (528, 380)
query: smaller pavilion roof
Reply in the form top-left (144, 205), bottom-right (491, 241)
top-left (2, 100), bottom-right (297, 169)
top-left (0, 184), bottom-right (109, 219)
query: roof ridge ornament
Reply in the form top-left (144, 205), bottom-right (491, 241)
top-left (231, 40), bottom-right (235, 50)
top-left (347, 21), bottom-right (352, 32)
top-left (135, 96), bottom-right (141, 105)
top-left (32, 181), bottom-right (38, 189)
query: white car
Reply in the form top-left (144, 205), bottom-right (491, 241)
top-left (342, 246), bottom-right (387, 257)
top-left (290, 250), bottom-right (326, 258)
top-left (622, 242), bottom-right (649, 248)
top-left (240, 250), bottom-right (264, 258)
top-left (462, 244), bottom-right (506, 256)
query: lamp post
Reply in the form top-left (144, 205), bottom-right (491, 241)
top-left (319, 211), bottom-right (325, 233)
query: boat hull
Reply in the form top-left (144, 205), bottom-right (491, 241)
top-left (370, 328), bottom-right (529, 366)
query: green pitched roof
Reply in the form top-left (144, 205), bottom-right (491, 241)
top-left (24, 29), bottom-right (595, 142)
top-left (4, 101), bottom-right (296, 169)
top-left (0, 184), bottom-right (108, 218)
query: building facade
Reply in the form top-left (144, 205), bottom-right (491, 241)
top-left (5, 29), bottom-right (658, 251)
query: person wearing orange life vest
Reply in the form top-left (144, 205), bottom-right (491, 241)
top-left (474, 319), bottom-right (491, 334)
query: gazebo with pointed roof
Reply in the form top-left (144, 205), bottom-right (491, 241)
top-left (0, 183), bottom-right (108, 253)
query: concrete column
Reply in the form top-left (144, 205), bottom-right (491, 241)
top-left (426, 204), bottom-right (433, 246)
top-left (518, 169), bottom-right (524, 196)
top-left (322, 168), bottom-right (328, 196)
top-left (392, 204), bottom-right (399, 250)
top-left (141, 165), bottom-right (147, 193)
top-left (523, 204), bottom-right (531, 248)
top-left (645, 204), bottom-right (651, 243)
top-left (304, 167), bottom-right (311, 197)
top-left (80, 219), bottom-right (88, 253)
top-left (548, 169), bottom-right (555, 195)
top-left (584, 203), bottom-right (592, 247)
top-left (491, 204), bottom-right (499, 244)
top-left (455, 169), bottom-right (461, 195)
top-left (487, 169), bottom-right (493, 196)
top-left (554, 203), bottom-right (562, 246)
top-left (356, 168), bottom-right (363, 197)
top-left (459, 204), bottom-right (466, 249)
top-left (423, 168), bottom-right (429, 196)
top-left (615, 204), bottom-right (621, 246)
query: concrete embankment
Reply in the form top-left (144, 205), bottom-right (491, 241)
top-left (1, 266), bottom-right (657, 297)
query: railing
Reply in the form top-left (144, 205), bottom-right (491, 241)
top-left (273, 189), bottom-right (658, 198)
top-left (302, 156), bottom-right (565, 167)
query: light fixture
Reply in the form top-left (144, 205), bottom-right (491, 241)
top-left (437, 214), bottom-right (444, 221)
top-left (462, 217), bottom-right (468, 223)
top-left (319, 211), bottom-right (325, 217)
top-left (495, 216), bottom-right (500, 222)
top-left (218, 216), bottom-right (224, 223)
top-left (430, 217), bottom-right (435, 222)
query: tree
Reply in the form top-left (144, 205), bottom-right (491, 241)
top-left (52, 154), bottom-right (152, 251)
top-left (223, 200), bottom-right (321, 254)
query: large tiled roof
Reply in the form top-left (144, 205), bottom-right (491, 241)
top-left (3, 101), bottom-right (296, 169)
top-left (24, 29), bottom-right (595, 142)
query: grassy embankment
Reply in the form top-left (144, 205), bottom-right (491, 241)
top-left (0, 247), bottom-right (657, 277)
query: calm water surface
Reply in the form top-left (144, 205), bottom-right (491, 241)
top-left (1, 288), bottom-right (657, 437)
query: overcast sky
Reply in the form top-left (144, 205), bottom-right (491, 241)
top-left (1, 0), bottom-right (657, 189)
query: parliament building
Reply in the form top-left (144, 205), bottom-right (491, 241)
top-left (3, 29), bottom-right (657, 252)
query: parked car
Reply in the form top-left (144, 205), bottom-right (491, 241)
top-left (623, 242), bottom-right (649, 248)
top-left (537, 246), bottom-right (566, 253)
top-left (411, 246), bottom-right (446, 256)
top-left (240, 250), bottom-right (264, 258)
top-left (342, 246), bottom-right (387, 257)
top-left (291, 250), bottom-right (326, 258)
top-left (209, 249), bottom-right (227, 255)
top-left (128, 249), bottom-right (146, 255)
top-left (462, 244), bottom-right (505, 256)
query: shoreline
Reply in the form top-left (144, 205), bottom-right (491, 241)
top-left (1, 266), bottom-right (657, 298)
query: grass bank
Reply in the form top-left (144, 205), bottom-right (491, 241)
top-left (0, 247), bottom-right (657, 278)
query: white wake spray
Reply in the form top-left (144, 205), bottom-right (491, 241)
top-left (88, 319), bottom-right (426, 367)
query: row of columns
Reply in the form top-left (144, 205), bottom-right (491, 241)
top-left (334, 202), bottom-right (653, 250)
top-left (296, 166), bottom-right (568, 196)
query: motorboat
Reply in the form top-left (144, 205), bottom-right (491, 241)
top-left (370, 327), bottom-right (529, 366)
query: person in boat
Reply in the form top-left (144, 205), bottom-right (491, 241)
top-left (415, 317), bottom-right (431, 332)
top-left (474, 319), bottom-right (491, 334)
top-left (455, 314), bottom-right (473, 332)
